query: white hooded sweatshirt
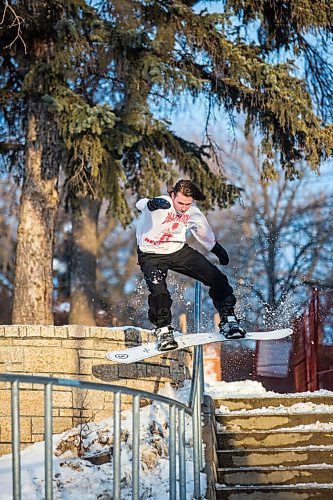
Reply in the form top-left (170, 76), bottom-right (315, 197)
top-left (136, 195), bottom-right (216, 254)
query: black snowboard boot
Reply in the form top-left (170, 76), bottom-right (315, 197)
top-left (219, 314), bottom-right (246, 339)
top-left (153, 325), bottom-right (178, 351)
top-left (215, 297), bottom-right (246, 340)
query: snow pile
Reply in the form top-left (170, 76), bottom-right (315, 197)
top-left (216, 401), bottom-right (333, 415)
top-left (0, 383), bottom-right (206, 500)
top-left (205, 379), bottom-right (276, 398)
top-left (205, 379), bottom-right (333, 399)
top-left (277, 422), bottom-right (333, 432)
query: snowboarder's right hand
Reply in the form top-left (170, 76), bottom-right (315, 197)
top-left (147, 198), bottom-right (171, 211)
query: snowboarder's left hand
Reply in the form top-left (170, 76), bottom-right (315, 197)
top-left (211, 242), bottom-right (229, 265)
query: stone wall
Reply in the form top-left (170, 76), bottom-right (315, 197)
top-left (0, 324), bottom-right (192, 455)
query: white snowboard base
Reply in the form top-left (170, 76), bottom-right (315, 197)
top-left (106, 328), bottom-right (292, 364)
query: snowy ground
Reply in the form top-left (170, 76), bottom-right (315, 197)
top-left (1, 379), bottom-right (333, 499)
top-left (0, 380), bottom-right (205, 500)
top-left (204, 379), bottom-right (333, 399)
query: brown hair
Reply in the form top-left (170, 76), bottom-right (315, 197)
top-left (170, 179), bottom-right (206, 201)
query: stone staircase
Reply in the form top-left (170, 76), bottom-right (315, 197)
top-left (210, 394), bottom-right (333, 499)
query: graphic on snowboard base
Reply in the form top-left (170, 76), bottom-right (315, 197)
top-left (106, 328), bottom-right (292, 364)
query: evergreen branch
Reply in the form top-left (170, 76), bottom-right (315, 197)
top-left (181, 0), bottom-right (200, 6)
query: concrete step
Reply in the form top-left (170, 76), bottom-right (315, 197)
top-left (217, 429), bottom-right (333, 449)
top-left (217, 464), bottom-right (333, 485)
top-left (215, 483), bottom-right (333, 499)
top-left (211, 395), bottom-right (333, 498)
top-left (217, 446), bottom-right (333, 467)
top-left (215, 411), bottom-right (333, 431)
top-left (213, 395), bottom-right (333, 411)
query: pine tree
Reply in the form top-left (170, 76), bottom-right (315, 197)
top-left (1, 0), bottom-right (332, 324)
top-left (1, 1), bottom-right (117, 323)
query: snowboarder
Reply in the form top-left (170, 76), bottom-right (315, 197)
top-left (136, 179), bottom-right (246, 351)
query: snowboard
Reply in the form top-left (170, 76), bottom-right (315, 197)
top-left (106, 328), bottom-right (292, 364)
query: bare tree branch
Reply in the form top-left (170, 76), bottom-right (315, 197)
top-left (0, 1), bottom-right (27, 53)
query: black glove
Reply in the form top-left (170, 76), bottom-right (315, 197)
top-left (211, 242), bottom-right (229, 265)
top-left (147, 197), bottom-right (171, 211)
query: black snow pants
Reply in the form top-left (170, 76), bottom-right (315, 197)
top-left (137, 244), bottom-right (235, 328)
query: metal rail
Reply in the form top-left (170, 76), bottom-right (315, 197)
top-left (189, 281), bottom-right (204, 498)
top-left (0, 283), bottom-right (206, 499)
top-left (0, 373), bottom-right (199, 499)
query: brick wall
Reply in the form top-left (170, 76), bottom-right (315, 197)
top-left (0, 325), bottom-right (192, 455)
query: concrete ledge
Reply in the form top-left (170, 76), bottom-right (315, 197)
top-left (0, 324), bottom-right (192, 454)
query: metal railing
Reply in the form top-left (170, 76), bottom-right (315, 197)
top-left (0, 283), bottom-right (206, 500)
top-left (0, 373), bottom-right (203, 500)
top-left (189, 281), bottom-right (204, 496)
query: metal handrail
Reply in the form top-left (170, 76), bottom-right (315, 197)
top-left (0, 372), bottom-right (201, 500)
top-left (0, 282), bottom-right (206, 500)
top-left (0, 374), bottom-right (192, 411)
top-left (189, 281), bottom-right (204, 407)
top-left (189, 281), bottom-right (204, 497)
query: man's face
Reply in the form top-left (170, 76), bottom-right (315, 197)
top-left (171, 192), bottom-right (193, 213)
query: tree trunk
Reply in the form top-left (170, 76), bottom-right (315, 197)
top-left (69, 199), bottom-right (101, 326)
top-left (12, 100), bottom-right (60, 324)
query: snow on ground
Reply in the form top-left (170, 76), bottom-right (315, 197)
top-left (1, 379), bottom-right (333, 498)
top-left (0, 380), bottom-right (206, 500)
top-left (204, 379), bottom-right (333, 399)
top-left (215, 401), bottom-right (333, 415)
top-left (206, 380), bottom-right (333, 419)
top-left (216, 420), bottom-right (333, 432)
top-left (205, 380), bottom-right (277, 398)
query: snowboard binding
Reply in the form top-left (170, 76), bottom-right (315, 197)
top-left (215, 295), bottom-right (246, 340)
top-left (153, 325), bottom-right (178, 351)
top-left (220, 315), bottom-right (246, 339)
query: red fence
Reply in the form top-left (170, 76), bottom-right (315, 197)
top-left (293, 289), bottom-right (333, 392)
